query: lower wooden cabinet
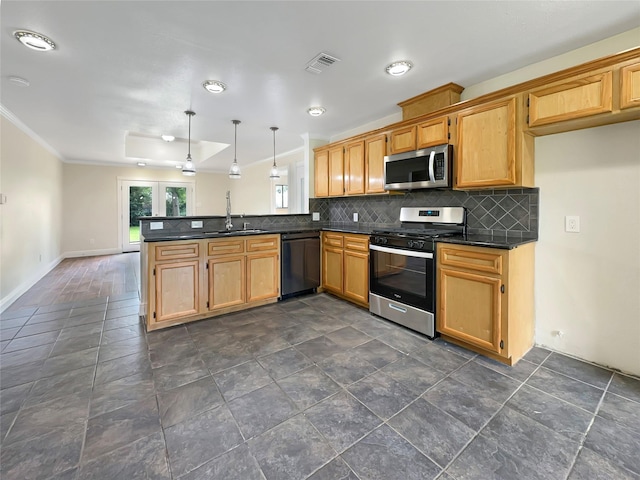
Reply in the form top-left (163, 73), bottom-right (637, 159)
top-left (144, 234), bottom-right (280, 331)
top-left (322, 232), bottom-right (369, 307)
top-left (436, 242), bottom-right (535, 365)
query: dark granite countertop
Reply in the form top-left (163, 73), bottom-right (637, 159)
top-left (143, 225), bottom-right (536, 249)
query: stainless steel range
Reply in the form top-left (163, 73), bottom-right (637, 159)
top-left (369, 206), bottom-right (466, 338)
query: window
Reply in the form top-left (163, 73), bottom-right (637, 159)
top-left (275, 184), bottom-right (288, 209)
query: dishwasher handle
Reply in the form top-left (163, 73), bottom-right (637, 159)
top-left (281, 231), bottom-right (320, 241)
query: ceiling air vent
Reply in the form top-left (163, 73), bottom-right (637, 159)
top-left (305, 52), bottom-right (341, 74)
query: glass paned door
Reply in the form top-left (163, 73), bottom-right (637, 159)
top-left (120, 180), bottom-right (194, 252)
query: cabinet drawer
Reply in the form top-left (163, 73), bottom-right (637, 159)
top-left (439, 246), bottom-right (503, 275)
top-left (528, 71), bottom-right (613, 126)
top-left (155, 242), bottom-right (200, 260)
top-left (246, 235), bottom-right (279, 252)
top-left (323, 233), bottom-right (344, 248)
top-left (343, 235), bottom-right (369, 252)
top-left (208, 239), bottom-right (244, 256)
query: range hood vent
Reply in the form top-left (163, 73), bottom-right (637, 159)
top-left (305, 52), bottom-right (341, 74)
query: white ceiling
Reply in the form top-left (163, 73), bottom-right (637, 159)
top-left (2, 1), bottom-right (639, 173)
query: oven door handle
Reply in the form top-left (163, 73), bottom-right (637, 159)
top-left (428, 150), bottom-right (436, 183)
top-left (370, 244), bottom-right (434, 259)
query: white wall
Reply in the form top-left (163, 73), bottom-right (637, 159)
top-left (1, 115), bottom-right (64, 310)
top-left (62, 163), bottom-right (228, 254)
top-left (535, 122), bottom-right (640, 376)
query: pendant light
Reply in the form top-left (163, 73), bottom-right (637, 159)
top-left (182, 111), bottom-right (196, 176)
top-left (269, 126), bottom-right (279, 179)
top-left (229, 120), bottom-right (242, 179)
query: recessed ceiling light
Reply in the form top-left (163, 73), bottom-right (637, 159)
top-left (13, 30), bottom-right (56, 52)
top-left (307, 106), bottom-right (326, 117)
top-left (203, 80), bottom-right (227, 93)
top-left (8, 76), bottom-right (30, 87)
top-left (137, 162), bottom-right (146, 167)
top-left (385, 60), bottom-right (413, 76)
top-left (161, 135), bottom-right (175, 142)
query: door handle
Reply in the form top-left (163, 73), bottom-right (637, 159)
top-left (389, 303), bottom-right (407, 314)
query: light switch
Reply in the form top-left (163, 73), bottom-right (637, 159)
top-left (353, 212), bottom-right (359, 222)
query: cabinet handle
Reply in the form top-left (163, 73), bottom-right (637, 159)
top-left (500, 285), bottom-right (505, 294)
top-left (500, 340), bottom-right (504, 349)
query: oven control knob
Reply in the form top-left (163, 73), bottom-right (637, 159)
top-left (407, 240), bottom-right (414, 248)
top-left (416, 240), bottom-right (425, 249)
top-left (375, 236), bottom-right (387, 245)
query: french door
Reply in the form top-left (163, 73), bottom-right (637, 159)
top-left (120, 180), bottom-right (194, 252)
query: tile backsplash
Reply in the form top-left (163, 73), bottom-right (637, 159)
top-left (309, 187), bottom-right (539, 240)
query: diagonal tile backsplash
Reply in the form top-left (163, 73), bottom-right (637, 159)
top-left (309, 187), bottom-right (539, 240)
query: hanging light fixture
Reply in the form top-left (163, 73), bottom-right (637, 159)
top-left (182, 110), bottom-right (196, 176)
top-left (229, 120), bottom-right (242, 179)
top-left (269, 127), bottom-right (279, 179)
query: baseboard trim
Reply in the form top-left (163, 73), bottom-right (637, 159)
top-left (64, 248), bottom-right (122, 258)
top-left (0, 254), bottom-right (65, 313)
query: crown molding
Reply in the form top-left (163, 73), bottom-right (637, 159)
top-left (0, 104), bottom-right (65, 160)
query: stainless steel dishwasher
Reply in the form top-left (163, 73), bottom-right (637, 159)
top-left (281, 231), bottom-right (320, 299)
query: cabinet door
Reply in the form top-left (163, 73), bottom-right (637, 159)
top-left (389, 126), bottom-right (416, 154)
top-left (322, 246), bottom-right (343, 294)
top-left (345, 140), bottom-right (365, 195)
top-left (208, 256), bottom-right (245, 310)
top-left (456, 97), bottom-right (517, 188)
top-left (154, 260), bottom-right (200, 323)
top-left (328, 146), bottom-right (344, 196)
top-left (528, 71), bottom-right (613, 126)
top-left (343, 249), bottom-right (369, 306)
top-left (417, 116), bottom-right (449, 149)
top-left (438, 267), bottom-right (504, 355)
top-left (620, 62), bottom-right (640, 110)
top-left (247, 252), bottom-right (279, 303)
top-left (365, 134), bottom-right (387, 194)
top-left (314, 149), bottom-right (329, 197)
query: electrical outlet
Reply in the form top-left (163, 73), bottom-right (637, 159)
top-left (353, 212), bottom-right (359, 222)
top-left (312, 212), bottom-right (320, 221)
top-left (565, 215), bottom-right (580, 233)
top-left (191, 220), bottom-right (203, 228)
top-left (150, 221), bottom-right (164, 230)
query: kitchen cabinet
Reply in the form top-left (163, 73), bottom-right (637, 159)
top-left (436, 242), bottom-right (535, 365)
top-left (328, 145), bottom-right (345, 196)
top-left (208, 239), bottom-right (245, 310)
top-left (148, 242), bottom-right (202, 328)
top-left (344, 140), bottom-right (365, 195)
top-left (620, 62), bottom-right (640, 110)
top-left (416, 116), bottom-right (450, 149)
top-left (528, 71), bottom-right (613, 127)
top-left (389, 125), bottom-right (416, 154)
top-left (455, 96), bottom-right (534, 189)
top-left (314, 148), bottom-right (329, 197)
top-left (365, 133), bottom-right (387, 194)
top-left (144, 233), bottom-right (280, 331)
top-left (321, 232), bottom-right (369, 307)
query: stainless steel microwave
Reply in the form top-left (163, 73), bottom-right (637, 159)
top-left (384, 144), bottom-right (452, 190)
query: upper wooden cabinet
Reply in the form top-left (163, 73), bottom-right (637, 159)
top-left (528, 71), bottom-right (613, 127)
top-left (417, 116), bottom-right (450, 149)
top-left (345, 140), bottom-right (365, 195)
top-left (389, 126), bottom-right (416, 154)
top-left (620, 62), bottom-right (640, 110)
top-left (328, 145), bottom-right (345, 196)
top-left (455, 96), bottom-right (534, 189)
top-left (365, 134), bottom-right (387, 194)
top-left (314, 148), bottom-right (329, 198)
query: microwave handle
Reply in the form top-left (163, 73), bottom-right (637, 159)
top-left (428, 150), bottom-right (436, 183)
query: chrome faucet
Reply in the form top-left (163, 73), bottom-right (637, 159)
top-left (225, 191), bottom-right (233, 230)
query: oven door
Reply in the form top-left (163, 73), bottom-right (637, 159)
top-left (369, 244), bottom-right (434, 313)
